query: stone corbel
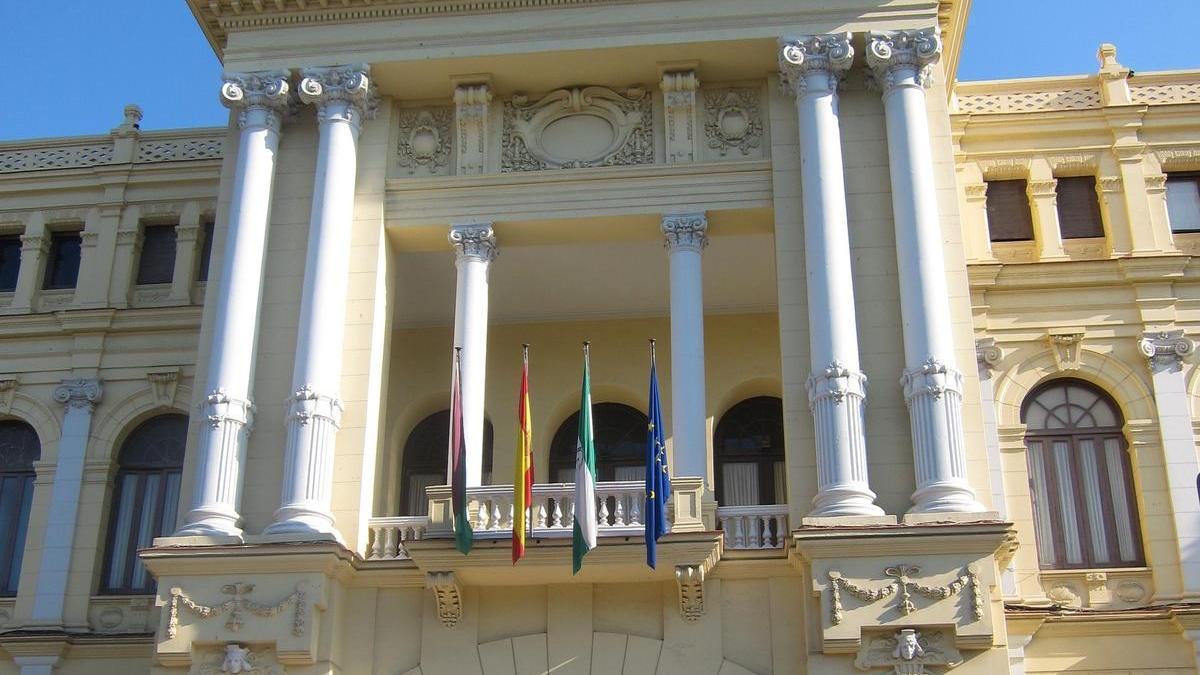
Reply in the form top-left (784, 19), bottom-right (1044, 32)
top-left (147, 368), bottom-right (180, 408)
top-left (1046, 328), bottom-right (1085, 371)
top-left (659, 64), bottom-right (699, 164)
top-left (0, 376), bottom-right (17, 415)
top-left (453, 76), bottom-right (492, 175)
top-left (675, 564), bottom-right (705, 623)
top-left (426, 572), bottom-right (462, 628)
top-left (975, 338), bottom-right (1001, 374)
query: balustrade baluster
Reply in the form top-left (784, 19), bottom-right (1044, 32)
top-left (476, 501), bottom-right (488, 530)
top-left (630, 496), bottom-right (642, 526)
top-left (491, 501), bottom-right (502, 531)
top-left (385, 526), bottom-right (399, 558)
top-left (552, 499), bottom-right (564, 528)
top-left (615, 495), bottom-right (626, 526)
top-left (536, 503), bottom-right (548, 529)
top-left (598, 498), bottom-right (610, 528)
top-left (369, 527), bottom-right (382, 560)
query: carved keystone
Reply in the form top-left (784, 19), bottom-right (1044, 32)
top-left (426, 571), bottom-right (462, 628)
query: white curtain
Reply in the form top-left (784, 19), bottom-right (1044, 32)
top-left (721, 462), bottom-right (759, 507)
top-left (1104, 438), bottom-right (1138, 562)
top-left (1026, 441), bottom-right (1059, 567)
top-left (1051, 440), bottom-right (1084, 565)
top-left (614, 466), bottom-right (643, 482)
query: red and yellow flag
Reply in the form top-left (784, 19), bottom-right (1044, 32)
top-left (513, 345), bottom-right (534, 563)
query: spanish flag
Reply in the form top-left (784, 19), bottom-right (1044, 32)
top-left (513, 345), bottom-right (534, 563)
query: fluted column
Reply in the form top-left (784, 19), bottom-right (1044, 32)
top-left (780, 34), bottom-right (883, 517)
top-left (177, 71), bottom-right (291, 538)
top-left (662, 213), bottom-right (709, 484)
top-left (1137, 330), bottom-right (1200, 597)
top-left (449, 224), bottom-right (497, 487)
top-left (31, 379), bottom-right (101, 625)
top-left (865, 27), bottom-right (985, 514)
top-left (266, 65), bottom-right (376, 538)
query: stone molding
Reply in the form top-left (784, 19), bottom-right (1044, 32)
top-left (448, 223), bottom-right (497, 263)
top-left (1138, 329), bottom-right (1194, 372)
top-left (778, 33), bottom-right (854, 96)
top-left (806, 360), bottom-right (868, 408)
top-left (147, 368), bottom-right (180, 407)
top-left (220, 70), bottom-right (292, 131)
top-left (661, 212), bottom-right (708, 253)
top-left (189, 644), bottom-right (286, 675)
top-left (52, 378), bottom-right (102, 412)
top-left (0, 376), bottom-right (17, 415)
top-left (298, 64), bottom-right (379, 129)
top-left (1046, 329), bottom-right (1085, 371)
top-left (900, 358), bottom-right (963, 404)
top-left (853, 628), bottom-right (963, 674)
top-left (865, 27), bottom-right (943, 92)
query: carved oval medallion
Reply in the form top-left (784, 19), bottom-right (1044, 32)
top-left (539, 114), bottom-right (616, 163)
top-left (718, 108), bottom-right (748, 140)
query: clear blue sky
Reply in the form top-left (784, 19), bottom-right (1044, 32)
top-left (1, 1), bottom-right (1198, 140)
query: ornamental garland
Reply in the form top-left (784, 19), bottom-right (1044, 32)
top-left (167, 582), bottom-right (307, 639)
top-left (827, 564), bottom-right (981, 625)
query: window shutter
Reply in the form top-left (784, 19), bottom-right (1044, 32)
top-left (985, 180), bottom-right (1035, 242)
top-left (1055, 176), bottom-right (1105, 239)
top-left (136, 224), bottom-right (178, 285)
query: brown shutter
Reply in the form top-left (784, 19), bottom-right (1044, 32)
top-left (1055, 176), bottom-right (1105, 239)
top-left (985, 179), bottom-right (1034, 242)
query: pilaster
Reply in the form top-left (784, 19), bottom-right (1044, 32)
top-left (11, 213), bottom-right (48, 313)
top-left (453, 77), bottom-right (492, 175)
top-left (169, 201), bottom-right (203, 304)
top-left (1026, 169), bottom-right (1066, 260)
top-left (660, 67), bottom-right (700, 164)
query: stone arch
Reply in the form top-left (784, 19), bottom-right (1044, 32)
top-left (1, 391), bottom-right (61, 454)
top-left (90, 383), bottom-right (193, 463)
top-left (992, 347), bottom-right (1154, 428)
top-left (712, 377), bottom-right (782, 424)
top-left (401, 631), bottom-right (761, 675)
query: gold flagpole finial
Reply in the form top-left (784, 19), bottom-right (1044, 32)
top-left (649, 338), bottom-right (656, 361)
top-left (522, 343), bottom-right (529, 361)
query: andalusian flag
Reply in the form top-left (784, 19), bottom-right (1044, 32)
top-left (450, 348), bottom-right (473, 555)
top-left (572, 342), bottom-right (598, 573)
top-left (513, 345), bottom-right (534, 564)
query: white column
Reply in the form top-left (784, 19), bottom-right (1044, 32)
top-left (31, 379), bottom-right (101, 625)
top-left (448, 224), bottom-right (497, 487)
top-left (662, 213), bottom-right (709, 483)
top-left (779, 34), bottom-right (883, 517)
top-left (176, 70), bottom-right (291, 538)
top-left (266, 65), bottom-right (376, 538)
top-left (976, 338), bottom-right (1019, 596)
top-left (865, 27), bottom-right (985, 514)
top-left (1138, 330), bottom-right (1200, 598)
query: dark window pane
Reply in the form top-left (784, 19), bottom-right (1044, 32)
top-left (0, 421), bottom-right (38, 596)
top-left (1055, 176), bottom-right (1105, 239)
top-left (549, 403), bottom-right (646, 483)
top-left (1166, 174), bottom-right (1200, 233)
top-left (985, 180), bottom-right (1035, 242)
top-left (0, 236), bottom-right (21, 292)
top-left (42, 231), bottom-right (81, 290)
top-left (1021, 379), bottom-right (1143, 570)
top-left (399, 411), bottom-right (494, 515)
top-left (197, 219), bottom-right (215, 282)
top-left (102, 414), bottom-right (187, 594)
top-left (136, 224), bottom-right (177, 285)
top-left (714, 397), bottom-right (785, 506)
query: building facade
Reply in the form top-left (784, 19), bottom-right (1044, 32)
top-left (0, 1), bottom-right (1196, 673)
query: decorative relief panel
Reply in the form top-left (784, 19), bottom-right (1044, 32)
top-left (396, 107), bottom-right (453, 176)
top-left (1039, 569), bottom-right (1152, 609)
top-left (0, 144), bottom-right (113, 173)
top-left (702, 87), bottom-right (764, 160)
top-left (89, 595), bottom-right (159, 634)
top-left (167, 582), bottom-right (308, 640)
top-left (854, 628), bottom-right (963, 674)
top-left (189, 644), bottom-right (285, 675)
top-left (954, 88), bottom-right (1101, 114)
top-left (1129, 81), bottom-right (1200, 105)
top-left (501, 85), bottom-right (653, 172)
top-left (826, 564), bottom-right (982, 627)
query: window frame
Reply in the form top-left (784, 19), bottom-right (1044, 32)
top-left (1021, 379), bottom-right (1145, 570)
top-left (0, 234), bottom-right (22, 293)
top-left (548, 402), bottom-right (648, 483)
top-left (135, 222), bottom-right (178, 286)
top-left (0, 420), bottom-right (39, 597)
top-left (713, 396), bottom-right (786, 506)
top-left (42, 229), bottom-right (83, 291)
top-left (985, 179), bottom-right (1036, 243)
top-left (1165, 172), bottom-right (1200, 234)
top-left (398, 410), bottom-right (494, 516)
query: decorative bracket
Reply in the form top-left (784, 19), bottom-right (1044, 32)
top-left (454, 78), bottom-right (492, 175)
top-left (975, 338), bottom-right (1001, 374)
top-left (0, 376), bottom-right (16, 415)
top-left (660, 68), bottom-right (699, 163)
top-left (675, 564), bottom-right (705, 623)
top-left (147, 368), bottom-right (180, 408)
top-left (426, 571), bottom-right (462, 628)
top-left (1046, 329), bottom-right (1085, 371)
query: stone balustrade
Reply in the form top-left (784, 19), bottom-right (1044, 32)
top-left (717, 504), bottom-right (789, 550)
top-left (366, 516), bottom-right (429, 560)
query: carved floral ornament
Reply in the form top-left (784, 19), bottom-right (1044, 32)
top-left (501, 86), bottom-right (653, 172)
top-left (298, 64), bottom-right (379, 127)
top-left (826, 564), bottom-right (983, 626)
top-left (807, 360), bottom-right (868, 408)
top-left (778, 33), bottom-right (854, 95)
top-left (448, 223), bottom-right (498, 262)
top-left (703, 88), bottom-right (763, 158)
top-left (396, 108), bottom-right (452, 174)
top-left (865, 27), bottom-right (943, 91)
top-left (167, 582), bottom-right (307, 640)
top-left (661, 212), bottom-right (708, 252)
top-left (426, 572), bottom-right (462, 628)
top-left (675, 564), bottom-right (705, 623)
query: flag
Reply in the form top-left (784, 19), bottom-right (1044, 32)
top-left (644, 340), bottom-right (671, 568)
top-left (513, 344), bottom-right (534, 564)
top-left (572, 342), bottom-right (598, 573)
top-left (450, 347), bottom-right (473, 555)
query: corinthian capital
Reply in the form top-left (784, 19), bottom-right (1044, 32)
top-left (220, 70), bottom-right (292, 130)
top-left (298, 64), bottom-right (379, 128)
top-left (662, 212), bottom-right (709, 253)
top-left (865, 27), bottom-right (942, 92)
top-left (448, 223), bottom-right (497, 262)
top-left (53, 378), bottom-right (102, 412)
top-left (778, 33), bottom-right (854, 96)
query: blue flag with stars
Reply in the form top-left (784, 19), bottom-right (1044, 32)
top-left (645, 343), bottom-right (671, 568)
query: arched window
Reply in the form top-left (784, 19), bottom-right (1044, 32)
top-left (1022, 379), bottom-right (1143, 569)
top-left (102, 414), bottom-right (187, 594)
top-left (399, 411), bottom-right (494, 516)
top-left (714, 396), bottom-right (786, 506)
top-left (549, 402), bottom-right (647, 483)
top-left (0, 421), bottom-right (39, 596)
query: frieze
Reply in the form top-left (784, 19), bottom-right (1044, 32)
top-left (703, 87), bottom-right (763, 159)
top-left (167, 582), bottom-right (307, 640)
top-left (396, 108), bottom-right (452, 176)
top-left (501, 85), bottom-right (653, 172)
top-left (826, 564), bottom-right (982, 626)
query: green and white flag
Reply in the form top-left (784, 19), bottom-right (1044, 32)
top-left (572, 342), bottom-right (598, 574)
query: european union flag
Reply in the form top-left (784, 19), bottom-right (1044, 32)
top-left (645, 340), bottom-right (671, 568)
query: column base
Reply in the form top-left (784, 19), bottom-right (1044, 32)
top-left (809, 485), bottom-right (886, 518)
top-left (173, 506), bottom-right (244, 540)
top-left (907, 480), bottom-right (988, 515)
top-left (262, 507), bottom-right (344, 543)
